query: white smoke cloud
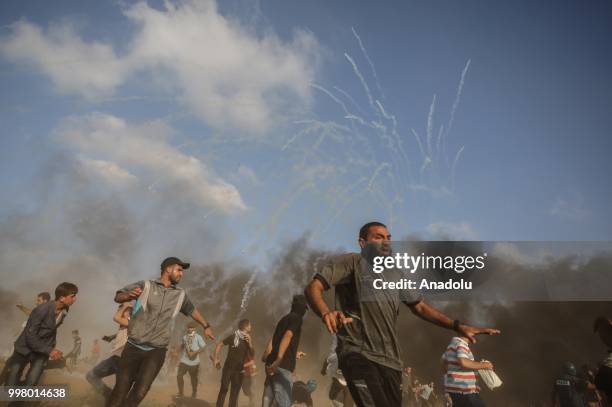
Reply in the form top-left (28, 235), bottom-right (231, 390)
top-left (0, 0), bottom-right (319, 133)
top-left (55, 112), bottom-right (246, 212)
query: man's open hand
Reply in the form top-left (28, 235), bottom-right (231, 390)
top-left (322, 311), bottom-right (353, 333)
top-left (458, 325), bottom-right (500, 344)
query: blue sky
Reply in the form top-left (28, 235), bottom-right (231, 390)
top-left (1, 0), bottom-right (611, 287)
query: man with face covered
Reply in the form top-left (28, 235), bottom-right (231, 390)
top-left (107, 257), bottom-right (215, 407)
top-left (261, 294), bottom-right (308, 407)
top-left (304, 222), bottom-right (500, 407)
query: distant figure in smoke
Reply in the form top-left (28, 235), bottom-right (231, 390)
top-left (214, 318), bottom-right (254, 407)
top-left (177, 322), bottom-right (206, 399)
top-left (0, 291), bottom-right (51, 385)
top-left (262, 294), bottom-right (308, 407)
top-left (551, 362), bottom-right (588, 407)
top-left (15, 292), bottom-right (51, 317)
top-left (304, 222), bottom-right (500, 407)
top-left (107, 257), bottom-right (215, 407)
top-left (594, 316), bottom-right (612, 403)
top-left (322, 335), bottom-right (354, 407)
top-left (441, 336), bottom-right (492, 407)
top-left (90, 339), bottom-right (101, 365)
top-left (292, 379), bottom-right (317, 406)
top-left (86, 302), bottom-right (132, 401)
top-left (65, 329), bottom-right (82, 369)
top-left (6, 282), bottom-right (77, 389)
top-left (401, 367), bottom-right (414, 407)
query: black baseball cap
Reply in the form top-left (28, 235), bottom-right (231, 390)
top-left (160, 257), bottom-right (190, 271)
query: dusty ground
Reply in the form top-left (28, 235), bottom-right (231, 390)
top-left (1, 360), bottom-right (332, 407)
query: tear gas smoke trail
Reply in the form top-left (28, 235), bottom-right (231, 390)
top-left (436, 124), bottom-right (445, 169)
top-left (333, 85), bottom-right (367, 117)
top-left (442, 59), bottom-right (472, 165)
top-left (367, 162), bottom-right (390, 191)
top-left (311, 83), bottom-right (350, 115)
top-left (451, 146), bottom-right (465, 190)
top-left (420, 156), bottom-right (432, 174)
top-left (426, 94), bottom-right (436, 157)
top-left (375, 99), bottom-right (414, 186)
top-left (351, 27), bottom-right (385, 101)
top-left (411, 128), bottom-right (427, 160)
top-left (344, 53), bottom-right (377, 113)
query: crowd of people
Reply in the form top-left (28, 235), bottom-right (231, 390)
top-left (1, 222), bottom-right (611, 407)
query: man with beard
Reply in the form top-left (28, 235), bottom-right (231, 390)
top-left (304, 222), bottom-right (500, 407)
top-left (107, 257), bottom-right (215, 407)
top-left (213, 319), bottom-right (254, 407)
top-left (261, 295), bottom-right (308, 407)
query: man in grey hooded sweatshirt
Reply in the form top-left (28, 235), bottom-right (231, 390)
top-left (107, 257), bottom-right (215, 407)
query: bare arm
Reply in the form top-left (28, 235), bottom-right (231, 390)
top-left (262, 338), bottom-right (273, 363)
top-left (191, 309), bottom-right (215, 340)
top-left (112, 304), bottom-right (131, 328)
top-left (214, 341), bottom-right (224, 362)
top-left (408, 301), bottom-right (500, 343)
top-left (305, 279), bottom-right (353, 333)
top-left (457, 357), bottom-right (493, 370)
top-left (16, 304), bottom-right (32, 316)
top-left (114, 287), bottom-right (141, 303)
top-left (267, 330), bottom-right (293, 374)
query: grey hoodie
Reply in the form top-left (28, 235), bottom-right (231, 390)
top-left (117, 279), bottom-right (195, 349)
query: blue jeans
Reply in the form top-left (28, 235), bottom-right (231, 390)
top-left (6, 351), bottom-right (48, 386)
top-left (86, 355), bottom-right (120, 398)
top-left (262, 367), bottom-right (292, 407)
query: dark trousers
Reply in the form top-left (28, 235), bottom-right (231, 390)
top-left (216, 365), bottom-right (243, 407)
top-left (339, 352), bottom-right (402, 407)
top-left (6, 352), bottom-right (48, 386)
top-left (87, 355), bottom-right (120, 398)
top-left (107, 343), bottom-right (166, 407)
top-left (177, 362), bottom-right (199, 397)
top-left (449, 393), bottom-right (486, 407)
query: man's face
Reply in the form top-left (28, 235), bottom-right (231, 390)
top-left (60, 293), bottom-right (77, 307)
top-left (187, 327), bottom-right (196, 335)
top-left (36, 296), bottom-right (46, 305)
top-left (167, 264), bottom-right (184, 284)
top-left (359, 225), bottom-right (392, 256)
top-left (244, 323), bottom-right (252, 334)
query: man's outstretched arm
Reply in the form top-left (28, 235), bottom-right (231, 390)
top-left (305, 279), bottom-right (352, 333)
top-left (407, 300), bottom-right (500, 343)
top-left (191, 309), bottom-right (215, 340)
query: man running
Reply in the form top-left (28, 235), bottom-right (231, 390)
top-left (86, 302), bottom-right (132, 400)
top-left (214, 319), bottom-right (254, 407)
top-left (108, 257), bottom-right (215, 407)
top-left (261, 294), bottom-right (308, 407)
top-left (304, 222), bottom-right (500, 407)
top-left (177, 322), bottom-right (206, 399)
top-left (6, 282), bottom-right (78, 386)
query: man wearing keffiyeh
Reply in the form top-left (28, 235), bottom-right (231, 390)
top-left (214, 319), bottom-right (254, 407)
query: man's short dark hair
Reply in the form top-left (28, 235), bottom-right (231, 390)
top-left (72, 329), bottom-right (79, 335)
top-left (359, 221), bottom-right (387, 240)
top-left (55, 282), bottom-right (78, 301)
top-left (37, 292), bottom-right (51, 302)
top-left (238, 319), bottom-right (250, 330)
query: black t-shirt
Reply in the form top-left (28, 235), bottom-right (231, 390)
top-left (265, 312), bottom-right (302, 372)
top-left (222, 334), bottom-right (250, 371)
